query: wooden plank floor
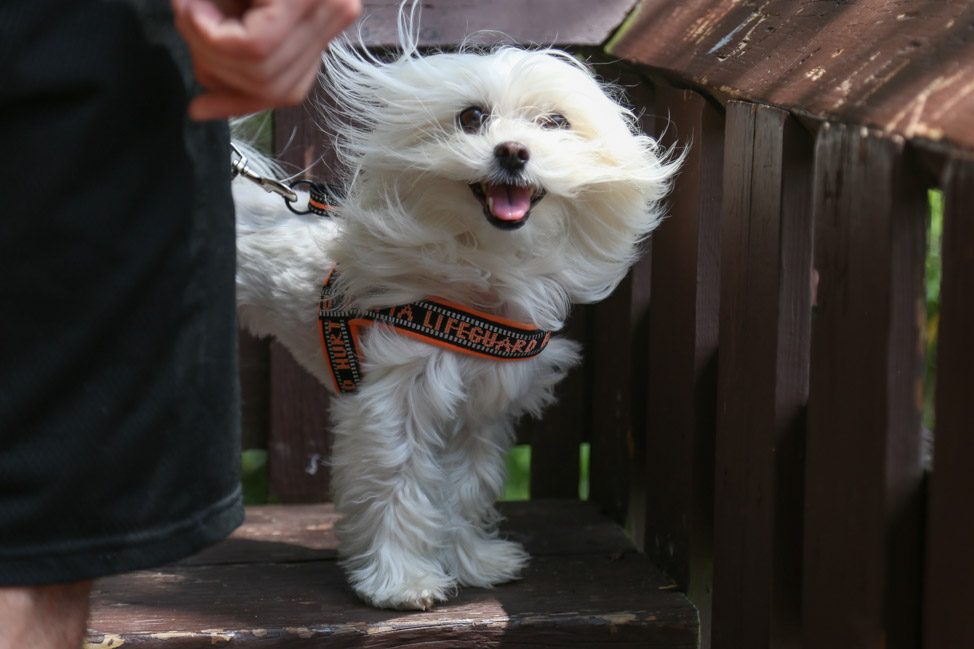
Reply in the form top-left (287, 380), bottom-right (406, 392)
top-left (86, 501), bottom-right (698, 648)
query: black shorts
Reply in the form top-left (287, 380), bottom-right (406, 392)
top-left (0, 0), bottom-right (244, 585)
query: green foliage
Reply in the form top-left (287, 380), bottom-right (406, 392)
top-left (231, 112), bottom-right (274, 154)
top-left (498, 443), bottom-right (591, 501)
top-left (500, 444), bottom-right (532, 501)
top-left (578, 442), bottom-right (590, 501)
top-left (241, 449), bottom-right (269, 505)
top-left (924, 189), bottom-right (944, 432)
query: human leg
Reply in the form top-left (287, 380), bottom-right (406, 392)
top-left (0, 582), bottom-right (92, 649)
top-left (0, 0), bottom-right (242, 589)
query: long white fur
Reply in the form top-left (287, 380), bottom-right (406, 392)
top-left (234, 7), bottom-right (680, 611)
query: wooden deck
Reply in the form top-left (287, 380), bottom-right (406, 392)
top-left (86, 501), bottom-right (698, 648)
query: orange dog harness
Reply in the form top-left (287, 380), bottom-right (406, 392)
top-left (318, 266), bottom-right (552, 393)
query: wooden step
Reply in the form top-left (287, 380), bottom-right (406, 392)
top-left (85, 500), bottom-right (698, 648)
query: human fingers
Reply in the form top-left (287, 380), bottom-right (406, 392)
top-left (174, 0), bottom-right (359, 116)
top-left (177, 0), bottom-right (357, 69)
top-left (179, 2), bottom-right (327, 98)
top-left (185, 10), bottom-right (328, 118)
top-left (188, 45), bottom-right (322, 119)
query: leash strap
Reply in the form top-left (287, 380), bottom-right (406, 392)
top-left (229, 145), bottom-right (343, 215)
top-left (318, 266), bottom-right (552, 393)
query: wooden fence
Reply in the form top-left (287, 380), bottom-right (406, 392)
top-left (239, 1), bottom-right (974, 646)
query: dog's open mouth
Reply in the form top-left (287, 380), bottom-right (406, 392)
top-left (469, 182), bottom-right (546, 230)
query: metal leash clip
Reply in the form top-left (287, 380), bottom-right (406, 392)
top-left (230, 142), bottom-right (298, 203)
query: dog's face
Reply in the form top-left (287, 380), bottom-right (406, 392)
top-left (324, 44), bottom-right (677, 309)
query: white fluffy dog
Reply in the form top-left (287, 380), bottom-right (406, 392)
top-left (233, 19), bottom-right (679, 610)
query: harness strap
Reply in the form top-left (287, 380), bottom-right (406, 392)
top-left (306, 182), bottom-right (340, 215)
top-left (318, 266), bottom-right (552, 393)
top-left (287, 180), bottom-right (343, 216)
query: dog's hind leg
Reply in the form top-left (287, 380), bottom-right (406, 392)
top-left (442, 415), bottom-right (530, 588)
top-left (328, 345), bottom-right (462, 610)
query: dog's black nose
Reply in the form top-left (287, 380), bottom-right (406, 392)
top-left (494, 141), bottom-right (530, 173)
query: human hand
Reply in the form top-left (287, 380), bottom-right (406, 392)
top-left (172, 0), bottom-right (361, 120)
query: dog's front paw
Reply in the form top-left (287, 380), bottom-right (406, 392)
top-left (360, 586), bottom-right (448, 611)
top-left (354, 576), bottom-right (454, 611)
top-left (453, 535), bottom-right (530, 588)
top-left (345, 555), bottom-right (456, 611)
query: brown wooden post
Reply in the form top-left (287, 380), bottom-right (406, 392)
top-left (587, 70), bottom-right (658, 525)
top-left (642, 84), bottom-right (723, 647)
top-left (266, 99), bottom-right (336, 502)
top-left (588, 273), bottom-right (634, 519)
top-left (802, 123), bottom-right (927, 649)
top-left (712, 101), bottom-right (813, 648)
top-left (626, 243), bottom-right (653, 544)
top-left (621, 73), bottom-right (659, 544)
top-left (923, 156), bottom-right (974, 649)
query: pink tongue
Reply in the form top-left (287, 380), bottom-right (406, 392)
top-left (486, 183), bottom-right (532, 221)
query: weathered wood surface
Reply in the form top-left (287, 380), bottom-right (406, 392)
top-left (642, 85), bottom-right (722, 648)
top-left (609, 0), bottom-right (974, 153)
top-left (712, 101), bottom-right (812, 648)
top-left (179, 505), bottom-right (341, 566)
top-left (923, 156), bottom-right (974, 649)
top-left (87, 501), bottom-right (698, 648)
top-left (802, 123), bottom-right (927, 649)
top-left (354, 0), bottom-right (638, 48)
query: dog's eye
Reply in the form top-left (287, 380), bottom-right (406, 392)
top-left (458, 106), bottom-right (488, 133)
top-left (540, 113), bottom-right (571, 130)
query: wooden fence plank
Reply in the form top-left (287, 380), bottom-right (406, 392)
top-left (267, 342), bottom-right (333, 502)
top-left (712, 101), bottom-right (813, 649)
top-left (802, 124), bottom-right (927, 649)
top-left (643, 84), bottom-right (723, 647)
top-left (267, 97), bottom-right (336, 502)
top-left (588, 72), bottom-right (658, 524)
top-left (923, 156), bottom-right (974, 649)
top-left (239, 331), bottom-right (270, 451)
top-left (626, 242), bottom-right (653, 545)
top-left (589, 273), bottom-right (634, 519)
top-left (528, 308), bottom-right (587, 499)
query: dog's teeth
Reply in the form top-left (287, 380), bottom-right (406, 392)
top-left (487, 196), bottom-right (494, 211)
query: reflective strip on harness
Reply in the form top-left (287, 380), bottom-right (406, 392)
top-left (318, 266), bottom-right (552, 393)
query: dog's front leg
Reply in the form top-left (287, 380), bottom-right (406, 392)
top-left (441, 337), bottom-right (582, 588)
top-left (328, 348), bottom-right (461, 611)
top-left (443, 414), bottom-right (530, 589)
